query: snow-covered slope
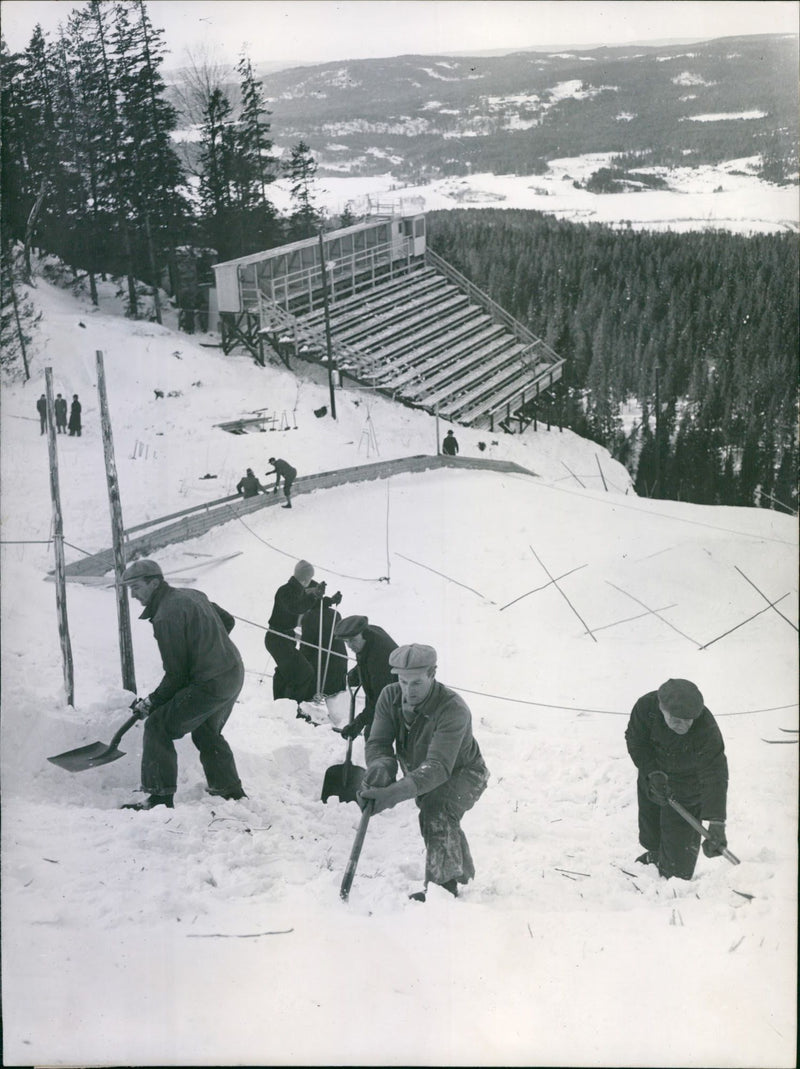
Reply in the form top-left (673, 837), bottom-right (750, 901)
top-left (1, 275), bottom-right (797, 1067)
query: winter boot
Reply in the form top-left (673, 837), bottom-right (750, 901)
top-left (121, 793), bottom-right (174, 811)
top-left (636, 850), bottom-right (656, 866)
top-left (207, 787), bottom-right (248, 801)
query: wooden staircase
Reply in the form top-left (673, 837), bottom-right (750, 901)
top-left (255, 248), bottom-right (564, 431)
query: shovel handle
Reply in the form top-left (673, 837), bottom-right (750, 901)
top-left (667, 796), bottom-right (740, 865)
top-left (340, 800), bottom-right (373, 901)
top-left (343, 684), bottom-right (361, 768)
top-left (109, 713), bottom-right (142, 750)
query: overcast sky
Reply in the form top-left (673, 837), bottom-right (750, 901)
top-left (2, 0), bottom-right (797, 67)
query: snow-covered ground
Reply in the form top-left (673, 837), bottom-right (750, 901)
top-left (1, 270), bottom-right (797, 1067)
top-left (268, 153), bottom-right (799, 235)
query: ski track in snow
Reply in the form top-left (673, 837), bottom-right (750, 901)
top-left (1, 264), bottom-right (797, 1066)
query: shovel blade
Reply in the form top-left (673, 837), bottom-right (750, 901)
top-left (321, 762), bottom-right (365, 803)
top-left (47, 741), bottom-right (126, 773)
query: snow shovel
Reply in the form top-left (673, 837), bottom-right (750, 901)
top-left (47, 712), bottom-right (140, 773)
top-left (340, 799), bottom-right (374, 901)
top-left (321, 686), bottom-right (365, 803)
top-left (667, 796), bottom-right (741, 865)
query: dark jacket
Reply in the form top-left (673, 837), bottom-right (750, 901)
top-left (366, 679), bottom-right (488, 797)
top-left (237, 472), bottom-right (263, 497)
top-left (268, 575), bottom-right (319, 638)
top-left (68, 399), bottom-right (82, 431)
top-left (139, 582), bottom-right (241, 708)
top-left (54, 397), bottom-right (67, 423)
top-left (37, 396), bottom-right (47, 415)
top-left (270, 459), bottom-right (296, 484)
top-left (347, 624), bottom-right (398, 725)
top-left (625, 690), bottom-right (728, 821)
top-left (442, 433), bottom-right (459, 456)
top-left (301, 597), bottom-right (347, 694)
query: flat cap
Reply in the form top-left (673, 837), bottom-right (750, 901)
top-left (657, 678), bottom-right (704, 720)
top-left (389, 643), bottom-right (437, 672)
top-left (334, 615), bottom-right (369, 639)
top-left (121, 559), bottom-right (163, 582)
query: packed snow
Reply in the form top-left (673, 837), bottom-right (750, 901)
top-left (1, 263), bottom-right (797, 1067)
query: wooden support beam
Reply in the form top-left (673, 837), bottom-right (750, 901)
top-left (45, 368), bottom-right (74, 706)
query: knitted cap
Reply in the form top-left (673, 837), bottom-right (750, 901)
top-left (658, 678), bottom-right (704, 720)
top-left (121, 559), bottom-right (163, 582)
top-left (335, 615), bottom-right (369, 639)
top-left (293, 559), bottom-right (314, 583)
top-left (389, 643), bottom-right (437, 672)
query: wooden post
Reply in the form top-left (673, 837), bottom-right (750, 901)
top-left (96, 350), bottom-right (137, 692)
top-left (654, 365), bottom-right (661, 499)
top-left (435, 401), bottom-right (440, 454)
top-left (44, 368), bottom-right (75, 706)
top-left (317, 231), bottom-right (337, 420)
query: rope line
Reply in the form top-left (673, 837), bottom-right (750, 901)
top-left (228, 507), bottom-right (388, 583)
top-left (235, 613), bottom-right (797, 719)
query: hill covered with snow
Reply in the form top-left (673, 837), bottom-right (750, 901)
top-left (1, 273), bottom-right (797, 1067)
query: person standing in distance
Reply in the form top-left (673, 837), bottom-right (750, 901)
top-left (68, 394), bottom-right (82, 436)
top-left (267, 457), bottom-right (297, 508)
top-left (359, 643), bottom-right (489, 901)
top-left (120, 559), bottom-right (246, 810)
top-left (54, 393), bottom-right (68, 433)
top-left (441, 429), bottom-right (459, 456)
top-left (236, 468), bottom-right (265, 498)
top-left (625, 678), bottom-right (729, 879)
top-left (36, 394), bottom-right (47, 434)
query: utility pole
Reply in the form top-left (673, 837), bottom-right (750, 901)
top-left (435, 401), bottom-right (441, 454)
top-left (318, 230), bottom-right (337, 420)
top-left (45, 368), bottom-right (75, 706)
top-left (96, 350), bottom-right (136, 692)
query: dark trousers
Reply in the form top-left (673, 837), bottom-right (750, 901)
top-left (141, 661), bottom-right (244, 795)
top-left (282, 475), bottom-right (294, 503)
top-left (417, 765), bottom-right (489, 886)
top-left (265, 631), bottom-right (315, 702)
top-left (637, 776), bottom-right (702, 879)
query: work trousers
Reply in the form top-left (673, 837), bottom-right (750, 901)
top-left (265, 630), bottom-right (315, 702)
top-left (637, 775), bottom-right (702, 880)
top-left (417, 765), bottom-right (489, 886)
top-left (141, 661), bottom-right (244, 795)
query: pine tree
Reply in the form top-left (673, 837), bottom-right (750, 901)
top-left (285, 140), bottom-right (320, 239)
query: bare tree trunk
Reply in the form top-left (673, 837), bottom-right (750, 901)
top-left (96, 350), bottom-right (137, 692)
top-left (23, 180), bottom-right (47, 283)
top-left (8, 276), bottom-right (31, 381)
top-left (45, 368), bottom-right (75, 706)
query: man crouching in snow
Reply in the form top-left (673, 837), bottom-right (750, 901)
top-left (358, 643), bottom-right (489, 901)
top-left (120, 559), bottom-right (246, 810)
top-left (625, 678), bottom-right (729, 879)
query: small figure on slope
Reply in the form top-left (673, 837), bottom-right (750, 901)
top-left (236, 468), bottom-right (266, 498)
top-left (68, 394), bottom-right (82, 436)
top-left (625, 678), bottom-right (729, 879)
top-left (267, 456), bottom-right (297, 508)
top-left (54, 393), bottom-right (68, 433)
top-left (358, 643), bottom-right (490, 901)
top-left (120, 559), bottom-right (246, 810)
top-left (442, 429), bottom-right (459, 456)
top-left (37, 393), bottom-right (47, 434)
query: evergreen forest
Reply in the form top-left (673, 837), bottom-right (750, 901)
top-left (428, 209), bottom-right (798, 512)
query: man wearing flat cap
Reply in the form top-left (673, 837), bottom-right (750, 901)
top-left (359, 643), bottom-right (490, 901)
top-left (333, 615), bottom-right (398, 741)
top-left (119, 558), bottom-right (245, 810)
top-left (625, 678), bottom-right (729, 879)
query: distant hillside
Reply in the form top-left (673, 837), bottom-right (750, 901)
top-left (169, 34), bottom-right (799, 184)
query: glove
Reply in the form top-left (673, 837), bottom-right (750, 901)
top-left (362, 763), bottom-right (395, 789)
top-left (359, 777), bottom-right (417, 814)
top-left (646, 770), bottom-right (670, 806)
top-left (340, 711), bottom-right (370, 741)
top-left (330, 590), bottom-right (343, 606)
top-left (130, 696), bottom-right (152, 720)
top-left (702, 821), bottom-right (727, 858)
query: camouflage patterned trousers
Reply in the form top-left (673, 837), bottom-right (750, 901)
top-left (417, 765), bottom-right (489, 886)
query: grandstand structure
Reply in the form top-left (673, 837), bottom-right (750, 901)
top-left (211, 209), bottom-right (564, 432)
